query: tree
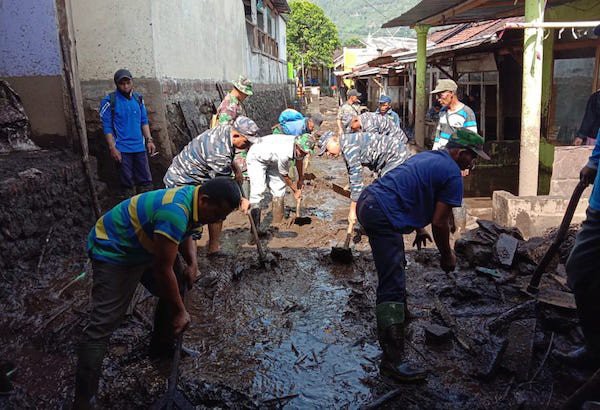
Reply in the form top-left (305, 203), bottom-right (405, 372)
top-left (342, 37), bottom-right (365, 48)
top-left (287, 0), bottom-right (340, 70)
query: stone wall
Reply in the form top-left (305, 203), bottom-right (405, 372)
top-left (80, 78), bottom-right (290, 191)
top-left (0, 150), bottom-right (99, 271)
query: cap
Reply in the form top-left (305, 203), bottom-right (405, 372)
top-left (447, 128), bottom-right (490, 160)
top-left (295, 133), bottom-right (315, 154)
top-left (113, 69), bottom-right (133, 84)
top-left (317, 131), bottom-right (335, 156)
top-left (347, 89), bottom-right (361, 97)
top-left (594, 24), bottom-right (600, 37)
top-left (379, 95), bottom-right (392, 104)
top-left (431, 79), bottom-right (458, 94)
top-left (232, 75), bottom-right (254, 96)
top-left (232, 116), bottom-right (259, 142)
top-left (307, 112), bottom-right (324, 128)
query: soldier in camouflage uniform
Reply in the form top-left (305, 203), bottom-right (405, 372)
top-left (337, 89), bottom-right (362, 135)
top-left (318, 131), bottom-right (412, 229)
top-left (246, 133), bottom-right (315, 237)
top-left (342, 112), bottom-right (408, 144)
top-left (163, 116), bottom-right (259, 256)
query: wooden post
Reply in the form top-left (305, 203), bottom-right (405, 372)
top-left (497, 71), bottom-right (503, 141)
top-left (414, 24), bottom-right (430, 147)
top-left (518, 0), bottom-right (545, 196)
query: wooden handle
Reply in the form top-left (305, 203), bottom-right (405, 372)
top-left (343, 221), bottom-right (355, 248)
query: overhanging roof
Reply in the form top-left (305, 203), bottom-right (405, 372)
top-left (271, 0), bottom-right (290, 14)
top-left (382, 0), bottom-right (573, 28)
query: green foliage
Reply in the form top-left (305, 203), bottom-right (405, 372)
top-left (342, 37), bottom-right (365, 48)
top-left (307, 0), bottom-right (420, 41)
top-left (287, 0), bottom-right (340, 69)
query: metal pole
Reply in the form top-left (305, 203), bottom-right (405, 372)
top-left (518, 0), bottom-right (545, 196)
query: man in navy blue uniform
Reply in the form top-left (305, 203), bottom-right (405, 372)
top-left (100, 69), bottom-right (156, 198)
top-left (357, 129), bottom-right (489, 383)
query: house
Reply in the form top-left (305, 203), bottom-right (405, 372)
top-left (1, 0), bottom-right (291, 187)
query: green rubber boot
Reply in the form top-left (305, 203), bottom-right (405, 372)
top-left (73, 341), bottom-right (108, 409)
top-left (376, 302), bottom-right (427, 383)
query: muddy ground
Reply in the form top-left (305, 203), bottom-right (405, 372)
top-left (0, 97), bottom-right (594, 409)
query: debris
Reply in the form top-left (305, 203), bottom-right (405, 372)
top-left (477, 338), bottom-right (508, 381)
top-left (527, 332), bottom-right (554, 384)
top-left (35, 223), bottom-right (56, 276)
top-left (55, 268), bottom-right (88, 298)
top-left (487, 300), bottom-right (536, 333)
top-left (18, 168), bottom-right (43, 178)
top-left (475, 266), bottom-right (502, 279)
top-left (494, 233), bottom-right (519, 267)
top-left (331, 182), bottom-right (351, 198)
top-left (501, 319), bottom-right (536, 381)
top-left (424, 323), bottom-right (452, 344)
top-left (535, 288), bottom-right (576, 310)
top-left (359, 388), bottom-right (402, 410)
top-left (434, 296), bottom-right (474, 352)
top-left (0, 80), bottom-right (39, 153)
top-left (37, 301), bottom-right (76, 333)
top-left (562, 368), bottom-right (600, 409)
top-left (261, 393), bottom-right (299, 406)
top-left (455, 220), bottom-right (523, 268)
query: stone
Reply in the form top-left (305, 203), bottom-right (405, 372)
top-left (494, 233), bottom-right (519, 267)
top-left (501, 319), bottom-right (536, 381)
top-left (455, 220), bottom-right (523, 268)
top-left (424, 323), bottom-right (452, 344)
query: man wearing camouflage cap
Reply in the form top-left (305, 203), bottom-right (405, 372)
top-left (246, 133), bottom-right (315, 235)
top-left (356, 128), bottom-right (489, 384)
top-left (343, 111), bottom-right (408, 144)
top-left (216, 75), bottom-right (254, 125)
top-left (163, 116), bottom-right (259, 256)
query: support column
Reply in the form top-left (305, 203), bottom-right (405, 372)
top-left (541, 29), bottom-right (555, 139)
top-left (414, 24), bottom-right (430, 147)
top-left (518, 0), bottom-right (545, 196)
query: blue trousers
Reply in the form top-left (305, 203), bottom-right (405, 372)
top-left (357, 190), bottom-right (406, 305)
top-left (119, 151), bottom-right (152, 189)
top-left (566, 207), bottom-right (600, 351)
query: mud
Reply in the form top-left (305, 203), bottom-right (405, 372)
top-left (0, 97), bottom-right (594, 409)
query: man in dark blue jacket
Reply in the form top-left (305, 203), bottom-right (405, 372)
top-left (100, 69), bottom-right (156, 198)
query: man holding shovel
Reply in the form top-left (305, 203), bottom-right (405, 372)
top-left (246, 133), bottom-right (315, 236)
top-left (73, 178), bottom-right (243, 409)
top-left (163, 116), bottom-right (258, 256)
top-left (355, 129), bottom-right (489, 383)
top-left (342, 111), bottom-right (408, 144)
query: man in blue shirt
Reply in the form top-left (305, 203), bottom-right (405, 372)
top-left (356, 129), bottom-right (489, 383)
top-left (100, 69), bottom-right (156, 198)
top-left (273, 109), bottom-right (323, 136)
top-left (375, 95), bottom-right (400, 126)
top-left (554, 125), bottom-right (600, 370)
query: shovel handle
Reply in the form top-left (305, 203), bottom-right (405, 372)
top-left (343, 221), bottom-right (355, 248)
top-left (247, 213), bottom-right (266, 262)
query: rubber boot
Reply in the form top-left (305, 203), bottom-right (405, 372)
top-left (376, 302), bottom-right (427, 383)
top-left (149, 299), bottom-right (175, 359)
top-left (272, 197), bottom-right (285, 225)
top-left (73, 341), bottom-right (108, 409)
top-left (248, 208), bottom-right (261, 245)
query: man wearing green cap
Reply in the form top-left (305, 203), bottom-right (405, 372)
top-left (246, 133), bottom-right (315, 233)
top-left (216, 75), bottom-right (254, 125)
top-left (356, 128), bottom-right (489, 383)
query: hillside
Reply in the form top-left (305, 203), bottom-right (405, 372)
top-left (307, 0), bottom-right (420, 41)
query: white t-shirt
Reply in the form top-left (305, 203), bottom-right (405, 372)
top-left (246, 134), bottom-right (296, 176)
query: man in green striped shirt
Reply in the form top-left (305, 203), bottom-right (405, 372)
top-left (73, 178), bottom-right (242, 409)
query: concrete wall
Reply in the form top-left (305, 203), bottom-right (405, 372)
top-left (549, 145), bottom-right (594, 197)
top-left (0, 0), bottom-right (70, 146)
top-left (151, 0), bottom-right (247, 80)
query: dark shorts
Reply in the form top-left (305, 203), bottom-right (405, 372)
top-left (119, 151), bottom-right (152, 188)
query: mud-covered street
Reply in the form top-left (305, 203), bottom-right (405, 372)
top-left (0, 97), bottom-right (594, 409)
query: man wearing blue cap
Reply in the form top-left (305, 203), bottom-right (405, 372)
top-left (100, 69), bottom-right (156, 198)
top-left (375, 95), bottom-right (400, 126)
top-left (356, 128), bottom-right (489, 383)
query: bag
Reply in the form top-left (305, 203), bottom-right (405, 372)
top-left (278, 109), bottom-right (304, 125)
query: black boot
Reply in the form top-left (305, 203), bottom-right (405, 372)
top-left (149, 299), bottom-right (175, 359)
top-left (73, 341), bottom-right (108, 409)
top-left (376, 302), bottom-right (427, 383)
top-left (553, 345), bottom-right (600, 370)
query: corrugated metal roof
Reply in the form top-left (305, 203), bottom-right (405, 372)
top-left (382, 0), bottom-right (573, 28)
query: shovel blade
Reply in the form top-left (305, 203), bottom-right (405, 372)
top-left (331, 246), bottom-right (353, 264)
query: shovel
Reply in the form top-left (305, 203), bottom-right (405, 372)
top-left (289, 197), bottom-right (311, 226)
top-left (151, 256), bottom-right (195, 410)
top-left (526, 180), bottom-right (587, 294)
top-left (331, 221), bottom-right (355, 264)
top-left (247, 212), bottom-right (267, 265)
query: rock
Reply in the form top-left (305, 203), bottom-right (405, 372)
top-left (455, 220), bottom-right (524, 268)
top-left (494, 233), bottom-right (519, 268)
top-left (424, 323), bottom-right (452, 344)
top-left (501, 319), bottom-right (536, 381)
